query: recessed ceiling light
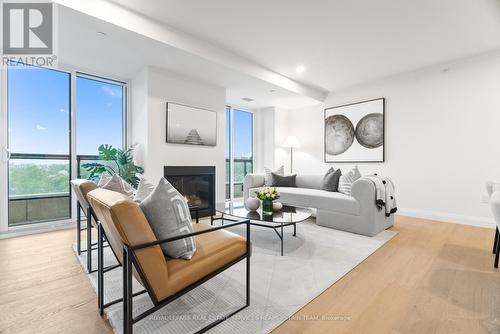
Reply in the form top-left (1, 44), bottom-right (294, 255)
top-left (295, 65), bottom-right (305, 73)
top-left (96, 31), bottom-right (107, 37)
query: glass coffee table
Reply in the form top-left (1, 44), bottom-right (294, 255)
top-left (213, 201), bottom-right (312, 256)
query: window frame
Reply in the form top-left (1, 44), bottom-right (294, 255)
top-left (0, 64), bottom-right (129, 234)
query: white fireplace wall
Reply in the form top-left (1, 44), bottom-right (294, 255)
top-left (130, 66), bottom-right (227, 202)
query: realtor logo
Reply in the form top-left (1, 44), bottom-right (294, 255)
top-left (2, 2), bottom-right (53, 55)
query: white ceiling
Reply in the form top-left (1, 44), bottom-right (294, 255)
top-left (57, 0), bottom-right (500, 109)
top-left (57, 6), bottom-right (319, 109)
top-left (111, 0), bottom-right (500, 91)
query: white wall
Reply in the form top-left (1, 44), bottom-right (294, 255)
top-left (253, 107), bottom-right (275, 173)
top-left (287, 53), bottom-right (500, 227)
top-left (253, 107), bottom-right (290, 173)
top-left (130, 66), bottom-right (227, 202)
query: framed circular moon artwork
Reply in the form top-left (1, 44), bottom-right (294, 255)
top-left (324, 98), bottom-right (385, 163)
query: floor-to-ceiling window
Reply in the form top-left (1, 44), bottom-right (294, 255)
top-left (76, 74), bottom-right (126, 179)
top-left (226, 106), bottom-right (253, 200)
top-left (2, 65), bottom-right (126, 229)
top-left (7, 65), bottom-right (71, 227)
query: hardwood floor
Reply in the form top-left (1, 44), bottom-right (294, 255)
top-left (0, 216), bottom-right (498, 334)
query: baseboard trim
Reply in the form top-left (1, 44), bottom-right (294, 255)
top-left (397, 208), bottom-right (495, 229)
top-left (0, 221), bottom-right (76, 239)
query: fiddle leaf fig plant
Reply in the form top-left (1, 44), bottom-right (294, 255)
top-left (82, 144), bottom-right (144, 188)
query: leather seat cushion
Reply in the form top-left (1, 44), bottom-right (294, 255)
top-left (165, 223), bottom-right (247, 296)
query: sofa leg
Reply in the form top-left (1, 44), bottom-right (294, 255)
top-left (494, 227), bottom-right (499, 254)
top-left (86, 207), bottom-right (92, 273)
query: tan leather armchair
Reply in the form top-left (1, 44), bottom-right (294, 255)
top-left (70, 179), bottom-right (98, 272)
top-left (86, 188), bottom-right (251, 334)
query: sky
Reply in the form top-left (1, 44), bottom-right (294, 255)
top-left (226, 108), bottom-right (253, 159)
top-left (8, 64), bottom-right (124, 156)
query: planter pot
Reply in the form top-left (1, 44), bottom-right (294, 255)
top-left (262, 199), bottom-right (274, 215)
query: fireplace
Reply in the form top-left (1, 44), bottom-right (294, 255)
top-left (164, 166), bottom-right (216, 217)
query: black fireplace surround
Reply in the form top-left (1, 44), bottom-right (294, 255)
top-left (164, 166), bottom-right (216, 217)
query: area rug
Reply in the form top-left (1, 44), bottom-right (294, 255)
top-left (74, 219), bottom-right (396, 333)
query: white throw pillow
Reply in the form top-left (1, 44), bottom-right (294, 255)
top-left (264, 165), bottom-right (284, 186)
top-left (139, 178), bottom-right (196, 260)
top-left (97, 172), bottom-right (112, 187)
top-left (101, 174), bottom-right (134, 197)
top-left (134, 178), bottom-right (155, 203)
top-left (338, 166), bottom-right (362, 196)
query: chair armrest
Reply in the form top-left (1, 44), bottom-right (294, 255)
top-left (130, 219), bottom-right (251, 251)
top-left (243, 173), bottom-right (265, 201)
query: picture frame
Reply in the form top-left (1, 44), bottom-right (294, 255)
top-left (166, 102), bottom-right (217, 147)
top-left (324, 98), bottom-right (385, 163)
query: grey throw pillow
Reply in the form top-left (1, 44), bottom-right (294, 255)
top-left (133, 178), bottom-right (155, 203)
top-left (338, 166), bottom-right (362, 196)
top-left (264, 166), bottom-right (284, 186)
top-left (322, 167), bottom-right (342, 192)
top-left (271, 173), bottom-right (297, 187)
top-left (139, 178), bottom-right (196, 260)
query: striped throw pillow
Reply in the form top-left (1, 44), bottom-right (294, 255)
top-left (338, 166), bottom-right (362, 196)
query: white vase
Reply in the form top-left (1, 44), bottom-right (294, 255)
top-left (273, 201), bottom-right (283, 211)
top-left (245, 197), bottom-right (260, 211)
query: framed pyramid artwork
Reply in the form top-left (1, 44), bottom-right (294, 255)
top-left (166, 102), bottom-right (217, 146)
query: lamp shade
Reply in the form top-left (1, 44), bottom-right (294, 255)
top-left (283, 136), bottom-right (300, 148)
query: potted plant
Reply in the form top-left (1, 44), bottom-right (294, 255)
top-left (82, 144), bottom-right (144, 188)
top-left (255, 187), bottom-right (280, 215)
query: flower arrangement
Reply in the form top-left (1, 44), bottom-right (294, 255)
top-left (255, 187), bottom-right (280, 201)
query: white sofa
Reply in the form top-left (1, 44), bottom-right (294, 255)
top-left (243, 173), bottom-right (394, 236)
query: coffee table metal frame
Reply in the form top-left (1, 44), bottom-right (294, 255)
top-left (211, 205), bottom-right (311, 256)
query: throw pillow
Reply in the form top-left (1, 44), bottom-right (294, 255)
top-left (139, 177), bottom-right (196, 260)
top-left (264, 165), bottom-right (284, 186)
top-left (271, 173), bottom-right (297, 187)
top-left (133, 178), bottom-right (155, 203)
top-left (338, 166), bottom-right (362, 196)
top-left (101, 174), bottom-right (134, 197)
top-left (97, 172), bottom-right (112, 187)
top-left (322, 167), bottom-right (342, 192)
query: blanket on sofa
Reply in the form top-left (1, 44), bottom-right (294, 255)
top-left (364, 175), bottom-right (398, 217)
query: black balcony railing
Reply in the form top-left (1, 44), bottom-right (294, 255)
top-left (8, 154), bottom-right (104, 227)
top-left (8, 153), bottom-right (71, 226)
top-left (226, 158), bottom-right (253, 199)
top-left (8, 154), bottom-right (253, 226)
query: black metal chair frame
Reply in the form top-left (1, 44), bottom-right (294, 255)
top-left (493, 227), bottom-right (499, 268)
top-left (96, 218), bottom-right (251, 334)
top-left (97, 217), bottom-right (251, 334)
top-left (76, 201), bottom-right (111, 273)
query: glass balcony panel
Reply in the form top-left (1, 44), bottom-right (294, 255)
top-left (8, 158), bottom-right (70, 226)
